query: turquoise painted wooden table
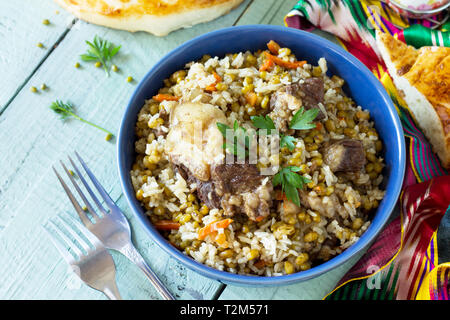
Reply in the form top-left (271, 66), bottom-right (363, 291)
top-left (0, 0), bottom-right (365, 300)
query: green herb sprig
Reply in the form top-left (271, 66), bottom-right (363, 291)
top-left (251, 107), bottom-right (319, 151)
top-left (249, 115), bottom-right (275, 134)
top-left (217, 120), bottom-right (254, 159)
top-left (80, 35), bottom-right (121, 76)
top-left (50, 100), bottom-right (114, 139)
top-left (250, 107), bottom-right (319, 205)
top-left (215, 107), bottom-right (319, 206)
top-left (250, 114), bottom-right (297, 151)
top-left (289, 107), bottom-right (320, 130)
top-left (273, 166), bottom-right (311, 207)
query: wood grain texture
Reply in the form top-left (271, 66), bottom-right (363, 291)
top-left (0, 0), bottom-right (73, 112)
top-left (0, 0), bottom-right (251, 299)
top-left (235, 0), bottom-right (292, 26)
top-left (0, 0), bottom-right (361, 301)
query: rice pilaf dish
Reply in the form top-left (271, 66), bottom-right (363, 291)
top-left (130, 40), bottom-right (386, 276)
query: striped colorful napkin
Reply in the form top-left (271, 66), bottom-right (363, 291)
top-left (284, 0), bottom-right (450, 300)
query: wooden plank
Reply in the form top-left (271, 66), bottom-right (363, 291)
top-left (0, 0), bottom-right (358, 301)
top-left (0, 1), bottom-right (253, 300)
top-left (0, 192), bottom-right (220, 299)
top-left (235, 0), bottom-right (296, 26)
top-left (235, 0), bottom-right (340, 44)
top-left (0, 0), bottom-right (251, 235)
top-left (0, 0), bottom-right (73, 112)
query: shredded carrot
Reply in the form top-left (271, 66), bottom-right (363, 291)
top-left (315, 122), bottom-right (323, 131)
top-left (152, 93), bottom-right (180, 102)
top-left (267, 40), bottom-right (281, 55)
top-left (154, 220), bottom-right (180, 230)
top-left (205, 71), bottom-right (222, 92)
top-left (275, 190), bottom-right (287, 201)
top-left (254, 215), bottom-right (265, 222)
top-left (259, 57), bottom-right (274, 72)
top-left (213, 71), bottom-right (222, 83)
top-left (198, 218), bottom-right (233, 240)
top-left (245, 91), bottom-right (258, 107)
top-left (205, 84), bottom-right (217, 92)
top-left (263, 51), bottom-right (307, 69)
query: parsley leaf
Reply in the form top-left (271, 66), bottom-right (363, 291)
top-left (249, 106), bottom-right (320, 206)
top-left (217, 120), bottom-right (252, 159)
top-left (273, 166), bottom-right (311, 206)
top-left (250, 115), bottom-right (276, 134)
top-left (50, 99), bottom-right (75, 121)
top-left (216, 122), bottom-right (231, 137)
top-left (284, 183), bottom-right (300, 207)
top-left (290, 107), bottom-right (320, 130)
top-left (80, 35), bottom-right (121, 76)
top-left (251, 115), bottom-right (297, 151)
top-left (280, 135), bottom-right (296, 151)
top-left (50, 100), bottom-right (114, 138)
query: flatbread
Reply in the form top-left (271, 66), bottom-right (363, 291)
top-left (54, 0), bottom-right (244, 36)
top-left (376, 30), bottom-right (450, 168)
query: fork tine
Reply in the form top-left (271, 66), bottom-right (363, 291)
top-left (43, 224), bottom-right (76, 265)
top-left (44, 220), bottom-right (82, 261)
top-left (56, 215), bottom-right (93, 254)
top-left (53, 166), bottom-right (92, 227)
top-left (74, 151), bottom-right (116, 209)
top-left (68, 156), bottom-right (108, 214)
top-left (60, 160), bottom-right (100, 221)
top-left (61, 211), bottom-right (103, 249)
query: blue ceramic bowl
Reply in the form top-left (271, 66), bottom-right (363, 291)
top-left (117, 25), bottom-right (405, 286)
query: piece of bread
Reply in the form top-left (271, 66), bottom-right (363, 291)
top-left (376, 30), bottom-right (450, 169)
top-left (54, 0), bottom-right (244, 36)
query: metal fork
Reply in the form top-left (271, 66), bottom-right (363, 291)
top-left (53, 152), bottom-right (174, 300)
top-left (44, 214), bottom-right (122, 300)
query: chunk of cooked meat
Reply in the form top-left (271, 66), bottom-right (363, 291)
top-left (216, 169), bottom-right (272, 222)
top-left (269, 77), bottom-right (326, 132)
top-left (173, 163), bottom-right (222, 209)
top-left (196, 180), bottom-right (222, 209)
top-left (280, 199), bottom-right (302, 216)
top-left (294, 77), bottom-right (325, 118)
top-left (299, 190), bottom-right (347, 219)
top-left (269, 91), bottom-right (303, 133)
top-left (285, 77), bottom-right (326, 119)
top-left (165, 102), bottom-right (227, 181)
top-left (323, 139), bottom-right (366, 172)
top-left (211, 163), bottom-right (273, 221)
top-left (211, 163), bottom-right (265, 195)
top-left (175, 163), bottom-right (273, 221)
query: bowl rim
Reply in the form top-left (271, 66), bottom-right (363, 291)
top-left (117, 24), bottom-right (406, 286)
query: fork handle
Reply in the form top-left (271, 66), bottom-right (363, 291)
top-left (103, 283), bottom-right (122, 300)
top-left (121, 243), bottom-right (175, 300)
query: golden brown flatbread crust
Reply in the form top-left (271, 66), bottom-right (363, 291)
top-left (54, 0), bottom-right (244, 36)
top-left (376, 30), bottom-right (450, 168)
top-left (376, 31), bottom-right (418, 76)
top-left (404, 47), bottom-right (450, 113)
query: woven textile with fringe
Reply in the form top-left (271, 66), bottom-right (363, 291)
top-left (284, 0), bottom-right (450, 300)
